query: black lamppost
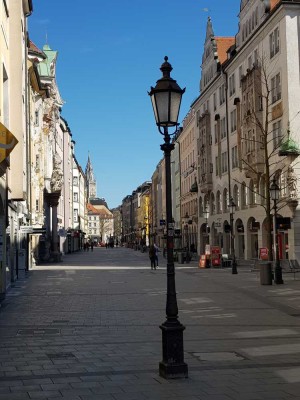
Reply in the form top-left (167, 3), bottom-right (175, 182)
top-left (270, 177), bottom-right (284, 284)
top-left (229, 198), bottom-right (238, 274)
top-left (203, 206), bottom-right (210, 267)
top-left (183, 212), bottom-right (190, 263)
top-left (149, 56), bottom-right (188, 379)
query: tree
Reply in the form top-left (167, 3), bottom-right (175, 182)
top-left (234, 57), bottom-right (300, 261)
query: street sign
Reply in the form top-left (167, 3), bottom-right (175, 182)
top-left (20, 226), bottom-right (33, 233)
top-left (19, 226), bottom-right (46, 234)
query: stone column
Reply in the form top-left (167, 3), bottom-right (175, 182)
top-left (48, 191), bottom-right (61, 262)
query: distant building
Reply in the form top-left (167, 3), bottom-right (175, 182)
top-left (85, 155), bottom-right (97, 201)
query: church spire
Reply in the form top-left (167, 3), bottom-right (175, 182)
top-left (85, 153), bottom-right (97, 201)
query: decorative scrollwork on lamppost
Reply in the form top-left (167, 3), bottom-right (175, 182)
top-left (270, 177), bottom-right (284, 284)
top-left (148, 56), bottom-right (188, 379)
top-left (229, 198), bottom-right (238, 274)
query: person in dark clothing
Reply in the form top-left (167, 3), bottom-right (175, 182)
top-left (91, 242), bottom-right (94, 251)
top-left (149, 244), bottom-right (156, 270)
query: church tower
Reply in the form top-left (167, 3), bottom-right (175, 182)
top-left (85, 155), bottom-right (97, 201)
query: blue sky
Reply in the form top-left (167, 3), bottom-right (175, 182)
top-left (29, 0), bottom-right (240, 208)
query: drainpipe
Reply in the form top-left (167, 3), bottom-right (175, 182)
top-left (223, 70), bottom-right (232, 200)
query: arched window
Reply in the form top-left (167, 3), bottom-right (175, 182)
top-left (210, 193), bottom-right (216, 215)
top-left (233, 185), bottom-right (240, 210)
top-left (199, 197), bottom-right (203, 217)
top-left (223, 188), bottom-right (229, 213)
top-left (259, 176), bottom-right (266, 205)
top-left (216, 191), bottom-right (222, 214)
top-left (241, 182), bottom-right (247, 208)
top-left (249, 179), bottom-right (255, 206)
top-left (204, 195), bottom-right (209, 215)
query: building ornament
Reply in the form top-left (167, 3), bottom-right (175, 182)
top-left (50, 154), bottom-right (63, 193)
top-left (287, 166), bottom-right (298, 199)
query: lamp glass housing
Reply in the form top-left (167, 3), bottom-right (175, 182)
top-left (229, 198), bottom-right (236, 214)
top-left (150, 90), bottom-right (182, 127)
top-left (270, 178), bottom-right (280, 201)
top-left (203, 207), bottom-right (209, 220)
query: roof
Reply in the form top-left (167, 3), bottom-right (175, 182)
top-left (87, 203), bottom-right (113, 217)
top-left (271, 0), bottom-right (281, 10)
top-left (215, 37), bottom-right (235, 64)
top-left (90, 197), bottom-right (108, 208)
top-left (29, 41), bottom-right (46, 59)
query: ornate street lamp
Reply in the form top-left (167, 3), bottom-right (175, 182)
top-left (149, 56), bottom-right (188, 379)
top-left (229, 198), bottom-right (238, 274)
top-left (203, 205), bottom-right (210, 266)
top-left (270, 177), bottom-right (284, 284)
top-left (183, 212), bottom-right (190, 263)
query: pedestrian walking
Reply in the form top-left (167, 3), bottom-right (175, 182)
top-left (154, 243), bottom-right (160, 268)
top-left (83, 243), bottom-right (86, 252)
top-left (91, 242), bottom-right (94, 251)
top-left (149, 244), bottom-right (156, 270)
top-left (87, 242), bottom-right (90, 251)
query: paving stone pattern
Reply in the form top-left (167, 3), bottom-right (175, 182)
top-left (0, 247), bottom-right (300, 399)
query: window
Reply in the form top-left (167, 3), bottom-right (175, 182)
top-left (214, 124), bottom-right (218, 143)
top-left (219, 84), bottom-right (225, 105)
top-left (248, 55), bottom-right (252, 70)
top-left (35, 200), bottom-right (39, 212)
top-left (215, 156), bottom-right (219, 176)
top-left (229, 73), bottom-right (236, 97)
top-left (220, 117), bottom-right (226, 139)
top-left (232, 145), bottom-right (238, 169)
top-left (271, 73), bottom-right (281, 103)
top-left (270, 27), bottom-right (280, 58)
top-left (239, 65), bottom-right (243, 87)
top-left (230, 109), bottom-right (237, 133)
top-left (73, 176), bottom-right (78, 186)
top-left (74, 209), bottom-right (78, 223)
top-left (254, 49), bottom-right (258, 65)
top-left (213, 92), bottom-right (217, 111)
top-left (73, 192), bottom-right (78, 202)
top-left (221, 152), bottom-right (228, 173)
top-left (273, 120), bottom-right (282, 149)
top-left (35, 154), bottom-right (40, 170)
top-left (35, 110), bottom-right (39, 126)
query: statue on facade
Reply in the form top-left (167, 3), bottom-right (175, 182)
top-left (287, 166), bottom-right (298, 199)
top-left (50, 154), bottom-right (63, 193)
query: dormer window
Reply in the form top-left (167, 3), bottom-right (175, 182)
top-left (229, 73), bottom-right (236, 97)
top-left (270, 27), bottom-right (280, 58)
top-left (219, 84), bottom-right (225, 105)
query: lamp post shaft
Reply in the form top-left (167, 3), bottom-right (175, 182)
top-left (273, 199), bottom-right (283, 284)
top-left (161, 129), bottom-right (177, 319)
top-left (159, 127), bottom-right (188, 379)
top-left (230, 212), bottom-right (238, 274)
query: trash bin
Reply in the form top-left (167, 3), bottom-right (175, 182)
top-left (178, 252), bottom-right (184, 264)
top-left (259, 262), bottom-right (272, 285)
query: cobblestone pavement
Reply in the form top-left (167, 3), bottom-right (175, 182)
top-left (0, 247), bottom-right (300, 399)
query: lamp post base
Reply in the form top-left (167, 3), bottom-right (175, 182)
top-left (159, 321), bottom-right (188, 379)
top-left (232, 259), bottom-right (238, 274)
top-left (274, 264), bottom-right (284, 284)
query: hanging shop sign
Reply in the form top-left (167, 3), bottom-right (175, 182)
top-left (0, 122), bottom-right (18, 163)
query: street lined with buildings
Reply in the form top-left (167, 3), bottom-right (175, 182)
top-left (0, 248), bottom-right (300, 398)
top-left (2, 1), bottom-right (300, 394)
